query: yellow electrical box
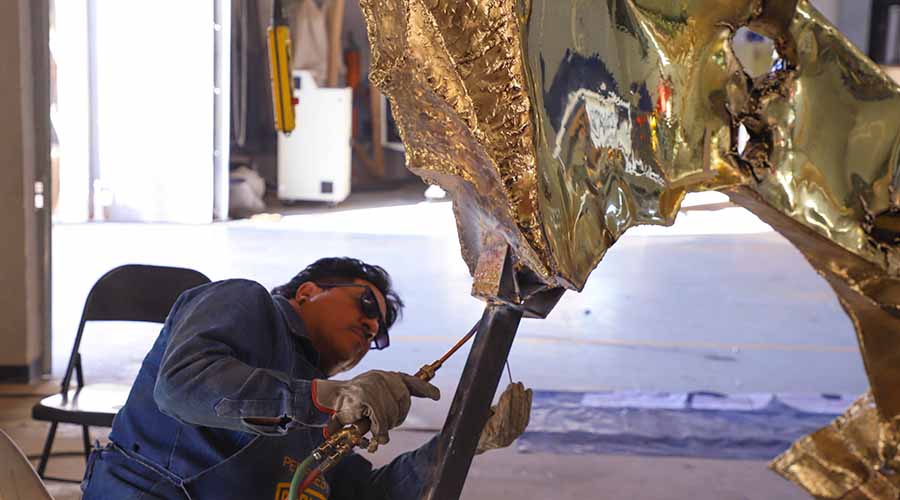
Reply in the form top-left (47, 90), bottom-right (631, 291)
top-left (267, 0), bottom-right (296, 135)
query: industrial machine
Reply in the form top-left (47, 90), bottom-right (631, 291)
top-left (266, 0), bottom-right (295, 135)
top-left (277, 70), bottom-right (352, 204)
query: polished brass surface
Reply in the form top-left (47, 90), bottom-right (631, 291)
top-left (771, 393), bottom-right (900, 499)
top-left (524, 0), bottom-right (758, 286)
top-left (359, 0), bottom-right (551, 283)
top-left (360, 0), bottom-right (900, 496)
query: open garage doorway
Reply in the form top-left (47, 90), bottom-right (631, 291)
top-left (52, 0), bottom-right (230, 224)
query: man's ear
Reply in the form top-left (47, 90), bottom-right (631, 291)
top-left (295, 282), bottom-right (323, 304)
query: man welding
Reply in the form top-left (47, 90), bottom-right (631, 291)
top-left (81, 257), bottom-right (453, 499)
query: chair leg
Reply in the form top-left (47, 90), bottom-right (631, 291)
top-left (82, 425), bottom-right (92, 461)
top-left (37, 421), bottom-right (58, 477)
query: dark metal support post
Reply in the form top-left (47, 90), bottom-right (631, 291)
top-left (423, 303), bottom-right (523, 500)
top-left (37, 421), bottom-right (57, 477)
top-left (82, 425), bottom-right (92, 460)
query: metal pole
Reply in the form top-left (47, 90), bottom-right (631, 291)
top-left (423, 303), bottom-right (523, 500)
top-left (86, 0), bottom-right (99, 220)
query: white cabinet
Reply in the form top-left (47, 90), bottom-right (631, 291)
top-left (277, 71), bottom-right (352, 204)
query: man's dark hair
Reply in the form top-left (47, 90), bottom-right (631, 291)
top-left (272, 257), bottom-right (404, 329)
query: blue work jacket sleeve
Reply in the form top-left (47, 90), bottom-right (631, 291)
top-left (152, 280), bottom-right (329, 435)
top-left (330, 435), bottom-right (439, 500)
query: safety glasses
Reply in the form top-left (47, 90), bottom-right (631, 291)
top-left (316, 283), bottom-right (389, 350)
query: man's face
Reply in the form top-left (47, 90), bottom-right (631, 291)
top-left (293, 278), bottom-right (388, 376)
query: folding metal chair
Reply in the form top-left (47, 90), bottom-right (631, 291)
top-left (31, 264), bottom-right (210, 482)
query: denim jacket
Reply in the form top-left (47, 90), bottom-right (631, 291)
top-left (83, 279), bottom-right (436, 500)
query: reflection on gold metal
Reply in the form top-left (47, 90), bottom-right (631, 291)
top-left (359, 0), bottom-right (550, 284)
top-left (771, 393), bottom-right (900, 499)
top-left (360, 0), bottom-right (900, 496)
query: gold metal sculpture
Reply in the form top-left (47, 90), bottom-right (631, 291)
top-left (359, 0), bottom-right (900, 496)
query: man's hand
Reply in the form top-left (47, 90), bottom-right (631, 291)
top-left (476, 382), bottom-right (532, 454)
top-left (312, 370), bottom-right (440, 449)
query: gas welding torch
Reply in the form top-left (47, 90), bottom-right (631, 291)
top-left (287, 321), bottom-right (482, 500)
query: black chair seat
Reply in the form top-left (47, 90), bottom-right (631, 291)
top-left (32, 384), bottom-right (130, 428)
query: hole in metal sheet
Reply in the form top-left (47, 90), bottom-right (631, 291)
top-left (733, 28), bottom-right (778, 78)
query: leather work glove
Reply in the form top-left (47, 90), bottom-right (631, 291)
top-left (313, 370), bottom-right (440, 451)
top-left (475, 382), bottom-right (532, 454)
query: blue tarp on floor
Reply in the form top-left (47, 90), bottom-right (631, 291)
top-left (516, 391), bottom-right (857, 459)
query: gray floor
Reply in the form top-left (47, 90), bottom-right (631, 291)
top-left (51, 197), bottom-right (867, 402)
top-left (4, 189), bottom-right (863, 498)
top-left (0, 402), bottom-right (808, 500)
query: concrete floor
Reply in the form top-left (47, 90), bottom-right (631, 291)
top-left (0, 392), bottom-right (808, 500)
top-left (2, 186), bottom-right (861, 498)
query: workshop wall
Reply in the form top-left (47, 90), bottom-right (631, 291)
top-left (0, 0), bottom-right (51, 382)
